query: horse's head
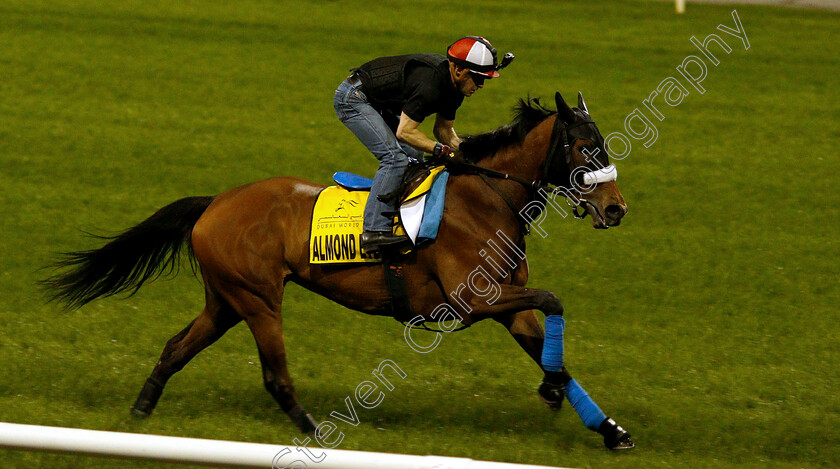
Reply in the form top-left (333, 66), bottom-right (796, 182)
top-left (459, 93), bottom-right (628, 229)
top-left (546, 92), bottom-right (628, 229)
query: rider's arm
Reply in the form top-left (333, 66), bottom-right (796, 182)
top-left (396, 112), bottom-right (438, 154)
top-left (433, 115), bottom-right (462, 150)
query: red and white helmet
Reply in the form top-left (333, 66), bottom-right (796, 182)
top-left (447, 36), bottom-right (513, 78)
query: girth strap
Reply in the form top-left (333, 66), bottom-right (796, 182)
top-left (382, 256), bottom-right (414, 321)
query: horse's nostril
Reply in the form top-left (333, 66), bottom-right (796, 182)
top-left (605, 204), bottom-right (624, 219)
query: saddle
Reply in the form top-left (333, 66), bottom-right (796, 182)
top-left (310, 164), bottom-right (448, 266)
top-left (332, 163), bottom-right (436, 202)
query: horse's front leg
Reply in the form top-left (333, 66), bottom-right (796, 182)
top-left (453, 283), bottom-right (567, 404)
top-left (493, 310), bottom-right (566, 411)
top-left (462, 285), bottom-right (634, 450)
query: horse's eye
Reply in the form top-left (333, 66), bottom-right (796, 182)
top-left (579, 146), bottom-right (600, 162)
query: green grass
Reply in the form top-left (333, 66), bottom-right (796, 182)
top-left (1, 0), bottom-right (839, 467)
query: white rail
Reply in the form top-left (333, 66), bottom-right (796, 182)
top-left (0, 422), bottom-right (572, 469)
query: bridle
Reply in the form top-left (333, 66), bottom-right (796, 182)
top-left (540, 110), bottom-right (614, 224)
top-left (450, 106), bottom-right (616, 233)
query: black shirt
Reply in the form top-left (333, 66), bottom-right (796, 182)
top-left (354, 53), bottom-right (464, 126)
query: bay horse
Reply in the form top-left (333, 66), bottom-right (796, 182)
top-left (42, 92), bottom-right (633, 449)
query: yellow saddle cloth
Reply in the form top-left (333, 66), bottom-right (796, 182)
top-left (310, 166), bottom-right (445, 265)
top-left (310, 187), bottom-right (379, 264)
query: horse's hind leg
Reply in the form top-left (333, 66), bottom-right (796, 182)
top-left (131, 290), bottom-right (241, 417)
top-left (225, 283), bottom-right (317, 434)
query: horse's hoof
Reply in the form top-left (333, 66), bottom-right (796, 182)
top-left (538, 381), bottom-right (564, 411)
top-left (131, 396), bottom-right (157, 418)
top-left (298, 413), bottom-right (317, 434)
top-left (289, 405), bottom-right (318, 434)
top-left (132, 378), bottom-right (163, 418)
top-left (130, 407), bottom-right (151, 419)
top-left (607, 433), bottom-right (635, 450)
top-left (599, 417), bottom-right (635, 450)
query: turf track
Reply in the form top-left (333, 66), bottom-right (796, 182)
top-left (1, 1), bottom-right (838, 467)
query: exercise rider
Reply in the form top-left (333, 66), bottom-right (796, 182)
top-left (334, 36), bottom-right (514, 252)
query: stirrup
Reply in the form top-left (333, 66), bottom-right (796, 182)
top-left (360, 232), bottom-right (406, 253)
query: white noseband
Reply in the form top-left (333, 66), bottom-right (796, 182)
top-left (582, 164), bottom-right (617, 185)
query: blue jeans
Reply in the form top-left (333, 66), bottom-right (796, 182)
top-left (334, 78), bottom-right (424, 232)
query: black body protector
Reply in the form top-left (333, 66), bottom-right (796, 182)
top-left (351, 53), bottom-right (463, 131)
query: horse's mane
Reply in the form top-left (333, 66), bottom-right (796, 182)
top-left (460, 97), bottom-right (556, 161)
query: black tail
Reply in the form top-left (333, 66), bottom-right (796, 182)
top-left (41, 196), bottom-right (215, 309)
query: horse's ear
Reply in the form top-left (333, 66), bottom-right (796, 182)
top-left (577, 91), bottom-right (588, 114)
top-left (555, 91), bottom-right (575, 125)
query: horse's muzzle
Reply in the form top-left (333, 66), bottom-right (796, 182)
top-left (604, 204), bottom-right (627, 226)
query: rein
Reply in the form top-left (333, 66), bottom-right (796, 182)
top-left (448, 113), bottom-right (605, 233)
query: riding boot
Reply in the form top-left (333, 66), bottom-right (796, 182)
top-left (360, 231), bottom-right (406, 253)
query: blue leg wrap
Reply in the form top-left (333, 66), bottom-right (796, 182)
top-left (565, 379), bottom-right (607, 431)
top-left (541, 315), bottom-right (565, 372)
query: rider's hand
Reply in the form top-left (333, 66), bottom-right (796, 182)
top-left (430, 143), bottom-right (450, 163)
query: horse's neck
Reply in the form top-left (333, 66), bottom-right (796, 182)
top-left (466, 118), bottom-right (553, 216)
top-left (480, 117), bottom-right (553, 185)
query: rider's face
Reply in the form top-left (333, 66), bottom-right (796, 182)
top-left (453, 66), bottom-right (485, 97)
